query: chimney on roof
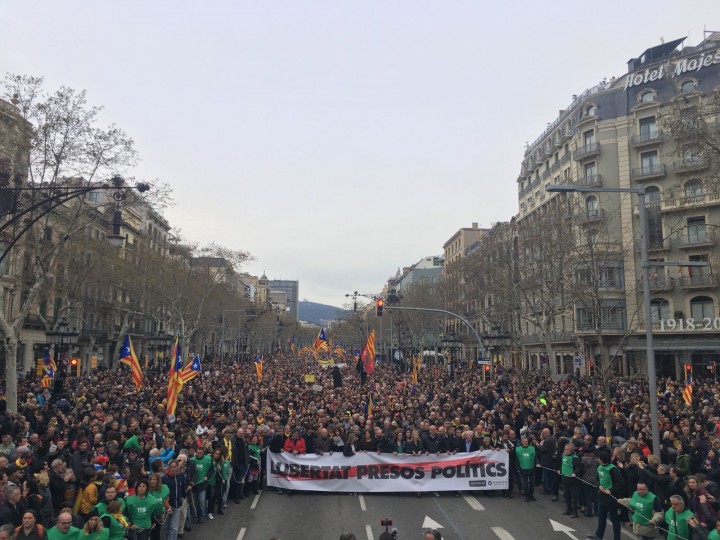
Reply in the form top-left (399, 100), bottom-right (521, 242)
top-left (472, 222), bottom-right (478, 229)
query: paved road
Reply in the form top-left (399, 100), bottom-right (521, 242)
top-left (179, 490), bottom-right (639, 540)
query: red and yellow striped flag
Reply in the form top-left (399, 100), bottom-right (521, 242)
top-left (361, 330), bottom-right (376, 374)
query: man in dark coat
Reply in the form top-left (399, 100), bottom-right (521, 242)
top-left (230, 427), bottom-right (249, 503)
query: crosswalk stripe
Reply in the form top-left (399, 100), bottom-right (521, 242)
top-left (365, 524), bottom-right (375, 540)
top-left (250, 493), bottom-right (260, 510)
top-left (236, 527), bottom-right (246, 540)
top-left (462, 494), bottom-right (485, 511)
top-left (359, 494), bottom-right (367, 511)
top-left (491, 526), bottom-right (515, 540)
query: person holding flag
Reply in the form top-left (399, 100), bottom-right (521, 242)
top-left (254, 354), bottom-right (263, 381)
top-left (118, 334), bottom-right (143, 390)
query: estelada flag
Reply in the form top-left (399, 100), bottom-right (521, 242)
top-left (313, 328), bottom-right (329, 352)
top-left (255, 354), bottom-right (263, 381)
top-left (118, 334), bottom-right (143, 389)
top-left (179, 354), bottom-right (202, 384)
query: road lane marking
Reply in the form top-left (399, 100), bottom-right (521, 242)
top-left (236, 527), bottom-right (246, 540)
top-left (491, 527), bottom-right (515, 540)
top-left (359, 494), bottom-right (367, 511)
top-left (250, 493), bottom-right (260, 510)
top-left (462, 494), bottom-right (485, 511)
top-left (365, 524), bottom-right (374, 540)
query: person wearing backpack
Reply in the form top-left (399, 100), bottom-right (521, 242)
top-left (14, 510), bottom-right (46, 540)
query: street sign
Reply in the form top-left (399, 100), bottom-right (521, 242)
top-left (574, 357), bottom-right (582, 366)
top-left (478, 359), bottom-right (491, 365)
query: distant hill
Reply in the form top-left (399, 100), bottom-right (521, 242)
top-left (298, 300), bottom-right (349, 325)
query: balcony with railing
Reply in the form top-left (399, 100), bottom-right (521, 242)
top-left (551, 160), bottom-right (562, 173)
top-left (575, 321), bottom-right (626, 333)
top-left (561, 152), bottom-right (572, 164)
top-left (634, 237), bottom-right (671, 252)
top-left (678, 274), bottom-right (720, 289)
top-left (630, 130), bottom-right (664, 148)
top-left (673, 158), bottom-right (707, 175)
top-left (575, 173), bottom-right (603, 188)
top-left (573, 143), bottom-right (601, 161)
top-left (648, 274), bottom-right (675, 292)
top-left (630, 163), bottom-right (665, 181)
top-left (661, 192), bottom-right (720, 212)
top-left (576, 208), bottom-right (605, 225)
top-left (673, 231), bottom-right (716, 249)
top-left (542, 169), bottom-right (551, 180)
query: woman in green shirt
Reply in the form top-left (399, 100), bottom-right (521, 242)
top-left (100, 500), bottom-right (129, 540)
top-left (124, 479), bottom-right (163, 540)
top-left (147, 473), bottom-right (169, 540)
top-left (207, 448), bottom-right (229, 519)
top-left (80, 509), bottom-right (109, 540)
top-left (247, 434), bottom-right (262, 496)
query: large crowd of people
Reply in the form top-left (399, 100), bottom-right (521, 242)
top-left (0, 351), bottom-right (719, 539)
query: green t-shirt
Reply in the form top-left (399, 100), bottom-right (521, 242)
top-left (149, 485), bottom-right (170, 508)
top-left (561, 453), bottom-right (577, 477)
top-left (664, 507), bottom-right (695, 540)
top-left (47, 525), bottom-right (82, 540)
top-left (191, 454), bottom-right (212, 484)
top-left (79, 529), bottom-right (110, 540)
top-left (597, 463), bottom-right (616, 490)
top-left (708, 528), bottom-right (720, 540)
top-left (124, 494), bottom-right (162, 529)
top-left (629, 491), bottom-right (657, 525)
top-left (515, 445), bottom-right (536, 470)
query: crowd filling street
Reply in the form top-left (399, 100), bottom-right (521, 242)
top-left (0, 352), bottom-right (720, 539)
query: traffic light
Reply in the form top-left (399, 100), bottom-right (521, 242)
top-left (376, 298), bottom-right (384, 316)
top-left (484, 364), bottom-right (491, 372)
top-left (588, 360), bottom-right (594, 368)
top-left (685, 363), bottom-right (692, 373)
top-left (70, 357), bottom-right (80, 376)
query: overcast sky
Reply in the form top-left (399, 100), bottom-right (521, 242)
top-left (1, 2), bottom-right (717, 308)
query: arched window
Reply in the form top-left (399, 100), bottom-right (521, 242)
top-left (685, 179), bottom-right (704, 198)
top-left (680, 79), bottom-right (697, 93)
top-left (586, 195), bottom-right (598, 213)
top-left (646, 186), bottom-right (661, 203)
top-left (586, 104), bottom-right (597, 116)
top-left (690, 296), bottom-right (714, 320)
top-left (650, 299), bottom-right (670, 322)
top-left (640, 91), bottom-right (655, 103)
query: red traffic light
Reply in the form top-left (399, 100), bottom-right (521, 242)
top-left (375, 298), bottom-right (384, 316)
top-left (70, 358), bottom-right (78, 366)
top-left (685, 364), bottom-right (692, 371)
top-left (588, 361), bottom-right (593, 367)
top-left (484, 364), bottom-right (490, 371)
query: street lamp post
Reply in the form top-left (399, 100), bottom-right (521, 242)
top-left (546, 184), bottom-right (661, 458)
top-left (46, 317), bottom-right (80, 377)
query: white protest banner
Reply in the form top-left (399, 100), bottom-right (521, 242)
top-left (266, 450), bottom-right (508, 493)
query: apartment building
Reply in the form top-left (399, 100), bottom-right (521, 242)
top-left (517, 32), bottom-right (720, 376)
